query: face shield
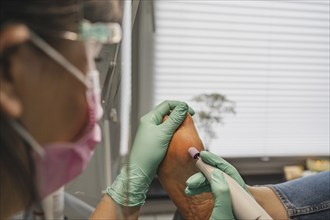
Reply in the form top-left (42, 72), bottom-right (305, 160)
top-left (78, 20), bottom-right (122, 113)
top-left (62, 20), bottom-right (122, 105)
top-left (39, 17), bottom-right (122, 113)
top-left (80, 0), bottom-right (123, 114)
top-left (8, 1), bottom-right (124, 117)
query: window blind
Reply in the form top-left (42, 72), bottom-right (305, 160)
top-left (151, 0), bottom-right (329, 157)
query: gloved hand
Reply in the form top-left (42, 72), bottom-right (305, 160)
top-left (107, 100), bottom-right (194, 206)
top-left (186, 169), bottom-right (235, 220)
top-left (185, 151), bottom-right (249, 195)
top-left (185, 151), bottom-right (249, 220)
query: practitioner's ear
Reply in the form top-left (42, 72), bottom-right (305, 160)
top-left (0, 80), bottom-right (22, 118)
top-left (0, 24), bottom-right (29, 53)
top-left (0, 24), bottom-right (29, 118)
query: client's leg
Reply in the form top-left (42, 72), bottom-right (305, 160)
top-left (157, 114), bottom-right (214, 220)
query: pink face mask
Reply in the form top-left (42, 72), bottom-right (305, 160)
top-left (34, 71), bottom-right (103, 198)
top-left (11, 32), bottom-right (104, 198)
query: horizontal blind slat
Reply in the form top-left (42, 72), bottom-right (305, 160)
top-left (152, 0), bottom-right (329, 157)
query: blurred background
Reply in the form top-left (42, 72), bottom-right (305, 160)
top-left (64, 1), bottom-right (329, 219)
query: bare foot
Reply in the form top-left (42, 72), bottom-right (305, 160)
top-left (157, 114), bottom-right (214, 220)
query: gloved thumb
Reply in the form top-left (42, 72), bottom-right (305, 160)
top-left (185, 172), bottom-right (210, 196)
top-left (161, 103), bottom-right (188, 133)
top-left (210, 169), bottom-right (234, 220)
top-left (200, 151), bottom-right (229, 168)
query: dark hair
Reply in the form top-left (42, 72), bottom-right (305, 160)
top-left (0, 0), bottom-right (123, 32)
top-left (0, 0), bottom-right (122, 217)
top-left (0, 111), bottom-right (38, 215)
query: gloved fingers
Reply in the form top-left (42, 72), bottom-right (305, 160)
top-left (165, 100), bottom-right (195, 118)
top-left (188, 107), bottom-right (195, 116)
top-left (200, 151), bottom-right (232, 173)
top-left (166, 100), bottom-right (194, 116)
top-left (210, 169), bottom-right (230, 200)
top-left (142, 100), bottom-right (178, 124)
top-left (161, 103), bottom-right (189, 132)
top-left (143, 100), bottom-right (195, 124)
top-left (201, 151), bottom-right (248, 192)
top-left (209, 169), bottom-right (235, 220)
top-left (185, 172), bottom-right (211, 196)
top-left (186, 172), bottom-right (208, 188)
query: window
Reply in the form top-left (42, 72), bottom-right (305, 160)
top-left (139, 0), bottom-right (329, 157)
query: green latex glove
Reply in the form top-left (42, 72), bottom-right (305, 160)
top-left (185, 151), bottom-right (248, 196)
top-left (107, 100), bottom-right (194, 206)
top-left (187, 169), bottom-right (235, 220)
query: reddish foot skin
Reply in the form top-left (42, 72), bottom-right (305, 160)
top-left (158, 114), bottom-right (214, 220)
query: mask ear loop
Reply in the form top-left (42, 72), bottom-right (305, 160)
top-left (29, 30), bottom-right (90, 88)
top-left (10, 120), bottom-right (45, 157)
top-left (12, 30), bottom-right (93, 158)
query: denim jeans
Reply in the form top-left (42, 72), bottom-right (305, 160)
top-left (269, 171), bottom-right (330, 220)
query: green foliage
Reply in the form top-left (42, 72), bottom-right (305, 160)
top-left (192, 93), bottom-right (236, 148)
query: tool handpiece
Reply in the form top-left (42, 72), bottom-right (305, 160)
top-left (188, 147), bottom-right (272, 220)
